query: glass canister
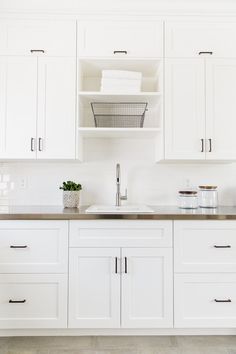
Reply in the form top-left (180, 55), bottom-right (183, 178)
top-left (178, 190), bottom-right (198, 209)
top-left (198, 185), bottom-right (218, 208)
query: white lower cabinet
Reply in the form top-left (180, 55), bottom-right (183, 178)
top-left (69, 248), bottom-right (120, 328)
top-left (174, 220), bottom-right (236, 328)
top-left (0, 220), bottom-right (69, 330)
top-left (0, 274), bottom-right (67, 329)
top-left (121, 248), bottom-right (173, 328)
top-left (175, 274), bottom-right (236, 328)
top-left (68, 246), bottom-right (173, 329)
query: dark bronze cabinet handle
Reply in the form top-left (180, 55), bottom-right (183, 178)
top-left (31, 138), bottom-right (35, 152)
top-left (214, 299), bottom-right (231, 303)
top-left (209, 138), bottom-right (212, 152)
top-left (9, 299), bottom-right (26, 304)
top-left (10, 245), bottom-right (28, 249)
top-left (214, 245), bottom-right (231, 248)
top-left (38, 138), bottom-right (43, 152)
top-left (199, 51), bottom-right (213, 55)
top-left (113, 50), bottom-right (127, 54)
top-left (30, 49), bottom-right (45, 53)
top-left (201, 139), bottom-right (204, 152)
top-left (124, 257), bottom-right (128, 274)
top-left (115, 257), bottom-right (118, 274)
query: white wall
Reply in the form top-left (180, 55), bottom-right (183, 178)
top-left (1, 138), bottom-right (236, 207)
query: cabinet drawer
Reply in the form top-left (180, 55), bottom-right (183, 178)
top-left (0, 19), bottom-right (76, 56)
top-left (165, 21), bottom-right (236, 58)
top-left (78, 20), bottom-right (163, 58)
top-left (0, 220), bottom-right (68, 273)
top-left (174, 221), bottom-right (236, 272)
top-left (175, 274), bottom-right (236, 328)
top-left (70, 220), bottom-right (172, 247)
top-left (0, 274), bottom-right (67, 329)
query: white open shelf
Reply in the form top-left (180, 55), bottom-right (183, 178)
top-left (78, 91), bottom-right (161, 105)
top-left (78, 127), bottom-right (161, 138)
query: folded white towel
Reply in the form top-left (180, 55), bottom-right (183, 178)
top-left (102, 70), bottom-right (142, 80)
top-left (101, 78), bottom-right (141, 89)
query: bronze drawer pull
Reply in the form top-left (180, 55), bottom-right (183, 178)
top-left (10, 245), bottom-right (28, 249)
top-left (214, 299), bottom-right (231, 303)
top-left (214, 245), bottom-right (231, 248)
top-left (9, 299), bottom-right (26, 304)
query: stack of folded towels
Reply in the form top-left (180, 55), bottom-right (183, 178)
top-left (100, 70), bottom-right (142, 93)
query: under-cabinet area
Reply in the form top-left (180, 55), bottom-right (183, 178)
top-left (1, 218), bottom-right (236, 334)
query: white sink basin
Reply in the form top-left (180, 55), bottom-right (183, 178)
top-left (85, 205), bottom-right (154, 214)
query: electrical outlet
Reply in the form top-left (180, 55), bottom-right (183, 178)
top-left (19, 178), bottom-right (27, 189)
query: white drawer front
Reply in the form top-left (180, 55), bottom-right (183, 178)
top-left (0, 19), bottom-right (76, 56)
top-left (165, 22), bottom-right (236, 58)
top-left (78, 20), bottom-right (163, 58)
top-left (0, 274), bottom-right (67, 329)
top-left (0, 220), bottom-right (68, 273)
top-left (175, 273), bottom-right (236, 328)
top-left (70, 220), bottom-right (172, 248)
top-left (174, 220), bottom-right (236, 272)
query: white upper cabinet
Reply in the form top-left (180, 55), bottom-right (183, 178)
top-left (37, 57), bottom-right (76, 159)
top-left (0, 19), bottom-right (76, 56)
top-left (165, 59), bottom-right (205, 159)
top-left (77, 20), bottom-right (163, 58)
top-left (165, 22), bottom-right (236, 58)
top-left (206, 59), bottom-right (236, 160)
top-left (0, 56), bottom-right (37, 159)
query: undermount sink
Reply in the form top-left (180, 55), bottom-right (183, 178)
top-left (85, 205), bottom-right (155, 214)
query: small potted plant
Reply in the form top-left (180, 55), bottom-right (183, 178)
top-left (59, 181), bottom-right (82, 208)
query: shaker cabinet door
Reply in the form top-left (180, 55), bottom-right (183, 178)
top-left (165, 22), bottom-right (236, 58)
top-left (78, 20), bottom-right (163, 58)
top-left (37, 57), bottom-right (76, 159)
top-left (206, 59), bottom-right (236, 160)
top-left (0, 56), bottom-right (37, 159)
top-left (121, 248), bottom-right (173, 328)
top-left (165, 59), bottom-right (206, 160)
top-left (69, 248), bottom-right (120, 328)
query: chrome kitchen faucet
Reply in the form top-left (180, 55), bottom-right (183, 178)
top-left (116, 163), bottom-right (128, 207)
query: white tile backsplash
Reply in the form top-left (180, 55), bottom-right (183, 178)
top-left (2, 160), bottom-right (236, 207)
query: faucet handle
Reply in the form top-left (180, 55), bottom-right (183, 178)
top-left (121, 188), bottom-right (128, 201)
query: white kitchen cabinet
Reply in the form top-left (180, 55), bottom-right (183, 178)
top-left (0, 56), bottom-right (37, 159)
top-left (68, 220), bottom-right (173, 329)
top-left (165, 58), bottom-right (236, 160)
top-left (69, 247), bottom-right (173, 329)
top-left (165, 22), bottom-right (236, 58)
top-left (0, 19), bottom-right (76, 56)
top-left (37, 57), bottom-right (76, 159)
top-left (165, 59), bottom-right (205, 159)
top-left (0, 220), bottom-right (68, 273)
top-left (69, 248), bottom-right (120, 328)
top-left (0, 274), bottom-right (67, 329)
top-left (122, 248), bottom-right (173, 328)
top-left (174, 220), bottom-right (236, 273)
top-left (78, 20), bottom-right (163, 58)
top-left (175, 274), bottom-right (236, 328)
top-left (0, 56), bottom-right (76, 159)
top-left (206, 59), bottom-right (236, 160)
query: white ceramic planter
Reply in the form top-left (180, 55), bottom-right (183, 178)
top-left (63, 191), bottom-right (80, 208)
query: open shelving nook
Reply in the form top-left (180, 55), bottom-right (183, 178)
top-left (77, 58), bottom-right (163, 161)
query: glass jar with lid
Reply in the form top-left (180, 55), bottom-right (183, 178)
top-left (198, 185), bottom-right (218, 208)
top-left (178, 190), bottom-right (198, 209)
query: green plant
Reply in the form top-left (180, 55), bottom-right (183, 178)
top-left (59, 181), bottom-right (82, 192)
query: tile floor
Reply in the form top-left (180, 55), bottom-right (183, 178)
top-left (0, 336), bottom-right (236, 354)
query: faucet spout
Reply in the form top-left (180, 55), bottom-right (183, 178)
top-left (115, 163), bottom-right (127, 207)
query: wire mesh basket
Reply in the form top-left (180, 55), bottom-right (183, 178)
top-left (91, 102), bottom-right (148, 128)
